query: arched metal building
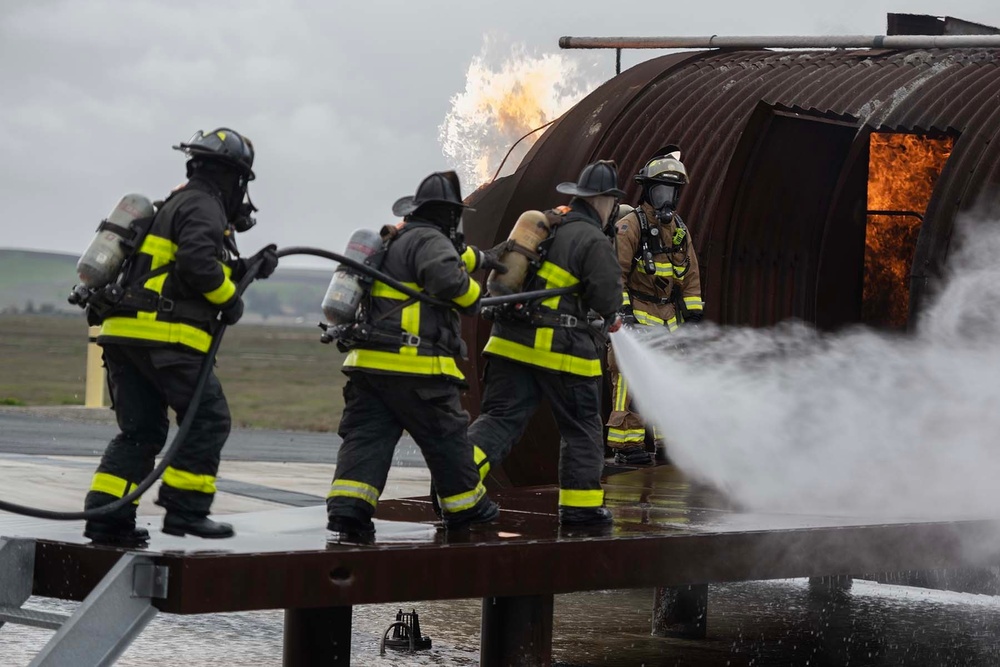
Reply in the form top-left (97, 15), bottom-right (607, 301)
top-left (461, 45), bottom-right (1000, 487)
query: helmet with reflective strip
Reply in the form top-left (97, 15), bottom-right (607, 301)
top-left (635, 155), bottom-right (688, 186)
top-left (174, 128), bottom-right (255, 180)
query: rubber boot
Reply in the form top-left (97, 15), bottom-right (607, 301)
top-left (558, 505), bottom-right (613, 526)
top-left (162, 512), bottom-right (235, 539)
top-left (613, 445), bottom-right (654, 466)
top-left (326, 515), bottom-right (376, 544)
top-left (84, 520), bottom-right (150, 548)
top-left (444, 497), bottom-right (500, 530)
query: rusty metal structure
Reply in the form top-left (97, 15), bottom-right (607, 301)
top-left (6, 468), bottom-right (1000, 666)
top-left (461, 19), bottom-right (1000, 488)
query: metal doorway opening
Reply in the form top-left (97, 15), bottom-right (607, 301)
top-left (863, 133), bottom-right (954, 329)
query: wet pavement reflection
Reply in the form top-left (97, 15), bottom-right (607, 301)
top-left (5, 578), bottom-right (1000, 665)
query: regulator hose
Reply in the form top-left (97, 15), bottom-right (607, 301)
top-left (0, 246), bottom-right (576, 521)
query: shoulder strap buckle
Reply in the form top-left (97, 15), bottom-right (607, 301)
top-left (401, 332), bottom-right (422, 347)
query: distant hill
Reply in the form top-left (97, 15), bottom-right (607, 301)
top-left (0, 248), bottom-right (333, 323)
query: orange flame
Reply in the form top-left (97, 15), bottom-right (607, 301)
top-left (863, 133), bottom-right (953, 328)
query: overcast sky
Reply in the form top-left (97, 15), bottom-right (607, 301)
top-left (2, 0), bottom-right (999, 268)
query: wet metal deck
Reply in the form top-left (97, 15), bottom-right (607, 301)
top-left (8, 465), bottom-right (1000, 665)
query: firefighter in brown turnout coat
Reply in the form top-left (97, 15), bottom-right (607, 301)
top-left (607, 149), bottom-right (704, 465)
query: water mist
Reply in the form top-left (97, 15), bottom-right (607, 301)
top-left (611, 217), bottom-right (1000, 520)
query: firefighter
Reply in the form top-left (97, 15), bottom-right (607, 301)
top-left (607, 148), bottom-right (704, 465)
top-left (326, 171), bottom-right (503, 541)
top-left (83, 128), bottom-right (279, 546)
top-left (468, 160), bottom-right (625, 527)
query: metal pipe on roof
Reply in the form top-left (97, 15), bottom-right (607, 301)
top-left (559, 35), bottom-right (1000, 50)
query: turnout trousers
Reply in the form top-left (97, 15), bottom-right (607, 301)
top-left (84, 343), bottom-right (232, 524)
top-left (468, 357), bottom-right (606, 510)
top-left (606, 345), bottom-right (661, 448)
top-left (327, 372), bottom-right (489, 525)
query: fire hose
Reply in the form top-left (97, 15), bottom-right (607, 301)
top-left (0, 245), bottom-right (577, 520)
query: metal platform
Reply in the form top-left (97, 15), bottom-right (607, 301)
top-left (6, 465), bottom-right (1000, 666)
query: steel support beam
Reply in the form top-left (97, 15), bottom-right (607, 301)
top-left (283, 606), bottom-right (352, 666)
top-left (29, 553), bottom-right (163, 667)
top-left (0, 538), bottom-right (35, 631)
top-left (651, 584), bottom-right (708, 638)
top-left (480, 594), bottom-right (554, 667)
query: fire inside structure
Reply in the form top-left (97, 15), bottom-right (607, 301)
top-left (864, 133), bottom-right (954, 329)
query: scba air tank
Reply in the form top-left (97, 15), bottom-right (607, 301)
top-left (76, 194), bottom-right (155, 289)
top-left (322, 228), bottom-right (383, 325)
top-left (486, 210), bottom-right (553, 296)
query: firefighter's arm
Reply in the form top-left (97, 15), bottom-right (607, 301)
top-left (173, 195), bottom-right (239, 309)
top-left (579, 236), bottom-right (623, 320)
top-left (415, 234), bottom-right (482, 315)
top-left (615, 214), bottom-right (640, 317)
top-left (680, 238), bottom-right (704, 323)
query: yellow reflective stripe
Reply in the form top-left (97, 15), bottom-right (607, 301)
top-left (400, 301), bottom-right (421, 356)
top-left (608, 428), bottom-right (646, 443)
top-left (100, 316), bottom-right (212, 353)
top-left (203, 276), bottom-right (237, 305)
top-left (638, 262), bottom-right (675, 277)
top-left (371, 281), bottom-right (417, 300)
top-left (439, 482), bottom-right (487, 514)
top-left (89, 472), bottom-right (140, 505)
top-left (666, 317), bottom-right (679, 332)
top-left (614, 374), bottom-right (628, 412)
top-left (684, 296), bottom-right (704, 311)
top-left (558, 488), bottom-right (605, 508)
top-left (473, 445), bottom-right (491, 482)
top-left (452, 279), bottom-right (480, 308)
top-left (483, 337), bottom-right (601, 377)
top-left (140, 234), bottom-right (177, 264)
top-left (622, 291), bottom-right (631, 306)
top-left (536, 262), bottom-right (579, 288)
top-left (343, 349), bottom-right (465, 380)
top-left (145, 272), bottom-right (168, 294)
top-left (162, 466), bottom-right (216, 494)
top-left (634, 310), bottom-right (664, 326)
top-left (327, 478), bottom-right (380, 508)
top-left (535, 327), bottom-right (554, 351)
top-left (461, 246), bottom-right (479, 273)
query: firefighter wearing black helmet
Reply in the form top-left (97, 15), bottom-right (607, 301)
top-left (326, 171), bottom-right (504, 542)
top-left (83, 128), bottom-right (279, 546)
top-left (467, 160), bottom-right (625, 527)
top-left (607, 147), bottom-right (704, 466)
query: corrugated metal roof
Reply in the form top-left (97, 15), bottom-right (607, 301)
top-left (462, 48), bottom-right (1000, 488)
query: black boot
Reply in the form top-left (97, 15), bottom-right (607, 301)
top-left (327, 515), bottom-right (376, 543)
top-left (444, 497), bottom-right (500, 530)
top-left (162, 513), bottom-right (235, 539)
top-left (559, 505), bottom-right (613, 526)
top-left (84, 521), bottom-right (150, 548)
top-left (613, 445), bottom-right (654, 466)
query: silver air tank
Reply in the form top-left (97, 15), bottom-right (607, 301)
top-left (322, 228), bottom-right (383, 325)
top-left (76, 194), bottom-right (154, 288)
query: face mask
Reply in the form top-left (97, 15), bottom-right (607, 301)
top-left (231, 188), bottom-right (258, 233)
top-left (648, 183), bottom-right (678, 211)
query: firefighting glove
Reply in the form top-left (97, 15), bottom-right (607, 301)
top-left (220, 297), bottom-right (244, 325)
top-left (476, 242), bottom-right (509, 274)
top-left (607, 314), bottom-right (624, 334)
top-left (618, 305), bottom-right (638, 327)
top-left (251, 244), bottom-right (279, 280)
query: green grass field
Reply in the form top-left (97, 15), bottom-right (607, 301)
top-left (0, 314), bottom-right (348, 431)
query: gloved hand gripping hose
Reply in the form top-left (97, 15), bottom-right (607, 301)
top-left (0, 246), bottom-right (576, 520)
top-left (0, 255), bottom-right (268, 520)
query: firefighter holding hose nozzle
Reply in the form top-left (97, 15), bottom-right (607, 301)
top-left (78, 128), bottom-right (278, 546)
top-left (325, 171), bottom-right (503, 542)
top-left (468, 160), bottom-right (625, 528)
top-left (607, 147), bottom-right (705, 466)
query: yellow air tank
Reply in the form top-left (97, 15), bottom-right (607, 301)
top-left (486, 210), bottom-right (554, 295)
